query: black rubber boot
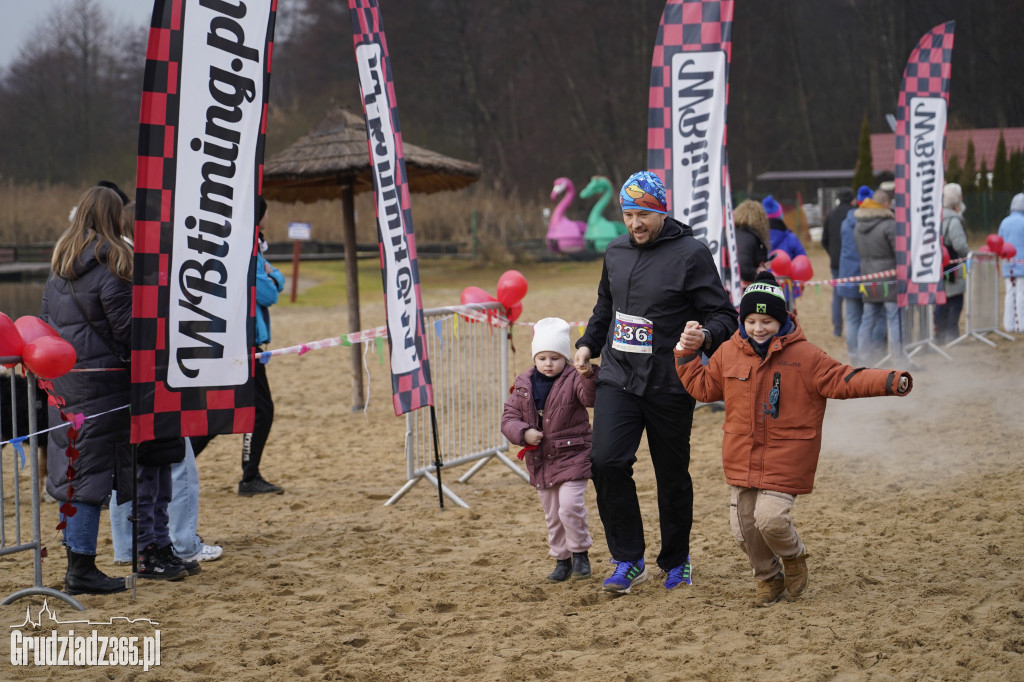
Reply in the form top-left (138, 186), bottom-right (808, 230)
top-left (65, 550), bottom-right (127, 595)
top-left (571, 551), bottom-right (591, 580)
top-left (546, 558), bottom-right (573, 582)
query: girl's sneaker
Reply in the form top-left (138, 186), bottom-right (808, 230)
top-left (158, 544), bottom-right (200, 576)
top-left (184, 543), bottom-right (223, 563)
top-left (138, 544), bottom-right (186, 581)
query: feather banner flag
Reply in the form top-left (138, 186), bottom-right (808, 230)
top-left (349, 0), bottom-right (433, 416)
top-left (647, 0), bottom-right (741, 304)
top-left (131, 0), bottom-right (277, 443)
top-left (894, 21), bottom-right (955, 307)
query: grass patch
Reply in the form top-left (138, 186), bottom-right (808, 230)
top-left (271, 257), bottom-right (604, 311)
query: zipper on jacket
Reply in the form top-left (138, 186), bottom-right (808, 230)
top-left (762, 372), bottom-right (780, 419)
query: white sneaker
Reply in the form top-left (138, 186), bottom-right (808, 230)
top-left (184, 543), bottom-right (223, 563)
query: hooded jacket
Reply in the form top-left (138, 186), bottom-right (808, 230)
top-left (674, 315), bottom-right (912, 495)
top-left (41, 242), bottom-right (133, 506)
top-left (500, 364), bottom-right (597, 490)
top-left (940, 208), bottom-right (969, 298)
top-left (256, 253), bottom-right (285, 346)
top-left (998, 198), bottom-right (1024, 278)
top-left (853, 200), bottom-right (897, 303)
top-left (576, 217), bottom-right (738, 396)
top-left (768, 217), bottom-right (807, 260)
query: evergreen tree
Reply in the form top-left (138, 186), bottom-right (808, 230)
top-left (1010, 149), bottom-right (1024, 193)
top-left (993, 131), bottom-right (1010, 191)
top-left (945, 154), bottom-right (962, 186)
top-left (852, 114), bottom-right (874, 190)
top-left (963, 140), bottom-right (978, 194)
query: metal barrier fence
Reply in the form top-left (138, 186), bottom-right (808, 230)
top-left (903, 304), bottom-right (952, 360)
top-left (386, 303), bottom-right (526, 508)
top-left (0, 366), bottom-right (83, 609)
top-left (948, 252), bottom-right (1015, 347)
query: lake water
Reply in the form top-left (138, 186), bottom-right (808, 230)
top-left (0, 280), bottom-right (47, 320)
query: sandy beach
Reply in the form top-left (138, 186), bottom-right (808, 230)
top-left (2, 245), bottom-right (1023, 680)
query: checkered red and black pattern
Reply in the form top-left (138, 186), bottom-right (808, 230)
top-left (646, 0), bottom-right (739, 302)
top-left (130, 0), bottom-right (277, 443)
top-left (894, 21), bottom-right (955, 307)
top-left (349, 0), bottom-right (433, 416)
top-left (647, 0), bottom-right (733, 212)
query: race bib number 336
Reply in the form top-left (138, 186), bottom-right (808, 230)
top-left (612, 312), bottom-right (654, 354)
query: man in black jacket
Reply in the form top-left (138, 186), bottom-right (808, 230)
top-left (573, 171), bottom-right (737, 593)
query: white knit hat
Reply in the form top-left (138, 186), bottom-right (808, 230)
top-left (532, 317), bottom-right (572, 361)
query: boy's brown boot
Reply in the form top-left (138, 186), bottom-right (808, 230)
top-left (782, 550), bottom-right (809, 598)
top-left (753, 573), bottom-right (786, 607)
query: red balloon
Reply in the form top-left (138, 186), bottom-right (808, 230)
top-left (1003, 242), bottom-right (1018, 259)
top-left (941, 243), bottom-right (951, 267)
top-left (986, 234), bottom-right (1004, 253)
top-left (460, 286), bottom-right (497, 305)
top-left (790, 254), bottom-right (814, 282)
top-left (14, 316), bottom-right (59, 345)
top-left (768, 250), bottom-right (792, 277)
top-left (496, 270), bottom-right (529, 307)
top-left (0, 313), bottom-right (24, 360)
top-left (977, 244), bottom-right (992, 253)
top-left (505, 301), bottom-right (523, 323)
top-left (22, 336), bottom-right (77, 379)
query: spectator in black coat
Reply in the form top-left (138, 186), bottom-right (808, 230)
top-left (732, 199), bottom-right (771, 284)
top-left (42, 186), bottom-right (132, 595)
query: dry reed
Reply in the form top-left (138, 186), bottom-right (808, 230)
top-left (0, 181), bottom-right (553, 263)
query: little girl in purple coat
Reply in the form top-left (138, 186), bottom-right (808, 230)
top-left (501, 317), bottom-right (598, 583)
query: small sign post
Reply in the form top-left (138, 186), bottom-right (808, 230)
top-left (287, 222), bottom-right (312, 302)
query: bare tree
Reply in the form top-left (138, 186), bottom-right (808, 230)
top-left (0, 0), bottom-right (143, 184)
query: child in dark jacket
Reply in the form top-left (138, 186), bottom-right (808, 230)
top-left (674, 271), bottom-right (913, 607)
top-left (501, 318), bottom-right (598, 583)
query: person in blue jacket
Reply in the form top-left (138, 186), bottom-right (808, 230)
top-left (762, 195), bottom-right (807, 259)
top-left (999, 193), bottom-right (1024, 332)
top-left (836, 185), bottom-right (873, 363)
top-left (191, 197), bottom-right (286, 495)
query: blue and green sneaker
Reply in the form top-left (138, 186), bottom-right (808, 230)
top-left (602, 558), bottom-right (648, 593)
top-left (662, 557), bottom-right (692, 589)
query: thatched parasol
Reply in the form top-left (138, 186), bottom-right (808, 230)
top-left (262, 105), bottom-right (481, 410)
top-left (263, 106), bottom-right (481, 202)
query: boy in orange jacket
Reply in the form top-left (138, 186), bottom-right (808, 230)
top-left (674, 271), bottom-right (912, 606)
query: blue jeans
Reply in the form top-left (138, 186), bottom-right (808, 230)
top-left (858, 301), bottom-right (903, 364)
top-left (110, 490), bottom-right (131, 562)
top-left (830, 268), bottom-right (843, 336)
top-left (842, 297), bottom-right (864, 362)
top-left (110, 439), bottom-right (202, 561)
top-left (168, 439), bottom-right (202, 558)
top-left (62, 501), bottom-right (102, 555)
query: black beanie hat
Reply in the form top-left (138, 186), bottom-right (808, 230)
top-left (97, 180), bottom-right (129, 206)
top-left (739, 271), bottom-right (788, 325)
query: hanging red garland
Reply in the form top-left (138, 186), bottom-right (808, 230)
top-left (36, 378), bottom-right (78, 531)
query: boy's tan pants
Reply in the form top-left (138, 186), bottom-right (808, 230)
top-left (730, 486), bottom-right (806, 583)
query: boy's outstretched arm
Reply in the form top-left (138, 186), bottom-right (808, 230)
top-left (811, 347), bottom-right (914, 399)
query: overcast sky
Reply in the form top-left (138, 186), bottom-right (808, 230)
top-left (0, 0), bottom-right (151, 69)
